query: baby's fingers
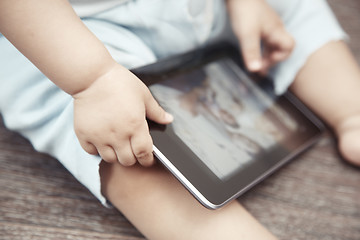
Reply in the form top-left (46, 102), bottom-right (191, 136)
top-left (145, 91), bottom-right (173, 124)
top-left (238, 30), bottom-right (263, 72)
top-left (98, 145), bottom-right (118, 163)
top-left (226, 0), bottom-right (262, 72)
top-left (263, 27), bottom-right (295, 67)
top-left (79, 140), bottom-right (98, 155)
top-left (113, 144), bottom-right (137, 166)
top-left (99, 143), bottom-right (137, 166)
top-left (130, 121), bottom-right (155, 167)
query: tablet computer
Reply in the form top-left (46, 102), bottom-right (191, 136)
top-left (132, 43), bottom-right (324, 209)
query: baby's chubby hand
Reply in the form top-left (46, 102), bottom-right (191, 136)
top-left (72, 64), bottom-right (173, 167)
top-left (227, 0), bottom-right (295, 73)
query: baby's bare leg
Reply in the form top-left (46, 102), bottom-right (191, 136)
top-left (100, 161), bottom-right (277, 240)
top-left (290, 41), bottom-right (360, 166)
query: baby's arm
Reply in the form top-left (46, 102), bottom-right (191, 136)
top-left (0, 0), bottom-right (173, 166)
top-left (226, 0), bottom-right (294, 73)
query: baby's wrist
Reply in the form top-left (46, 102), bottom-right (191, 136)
top-left (71, 61), bottom-right (120, 98)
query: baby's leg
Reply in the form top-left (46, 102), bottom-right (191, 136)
top-left (100, 161), bottom-right (277, 240)
top-left (290, 41), bottom-right (360, 166)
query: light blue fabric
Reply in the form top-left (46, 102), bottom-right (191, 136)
top-left (0, 0), bottom-right (346, 204)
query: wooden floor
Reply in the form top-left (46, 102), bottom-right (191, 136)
top-left (1, 1), bottom-right (360, 239)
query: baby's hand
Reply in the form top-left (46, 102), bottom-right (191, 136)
top-left (227, 0), bottom-right (295, 73)
top-left (72, 64), bottom-right (173, 167)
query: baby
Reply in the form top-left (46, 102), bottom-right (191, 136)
top-left (0, 0), bottom-right (359, 239)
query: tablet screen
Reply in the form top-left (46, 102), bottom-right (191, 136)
top-left (149, 58), bottom-right (299, 181)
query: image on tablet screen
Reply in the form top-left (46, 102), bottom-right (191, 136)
top-left (149, 58), bottom-right (299, 181)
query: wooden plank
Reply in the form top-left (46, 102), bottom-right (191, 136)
top-left (0, 222), bottom-right (143, 240)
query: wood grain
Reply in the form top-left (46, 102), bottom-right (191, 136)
top-left (1, 0), bottom-right (359, 239)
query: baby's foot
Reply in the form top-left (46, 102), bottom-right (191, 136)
top-left (337, 114), bottom-right (360, 166)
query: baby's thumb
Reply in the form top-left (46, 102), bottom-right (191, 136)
top-left (145, 94), bottom-right (174, 124)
